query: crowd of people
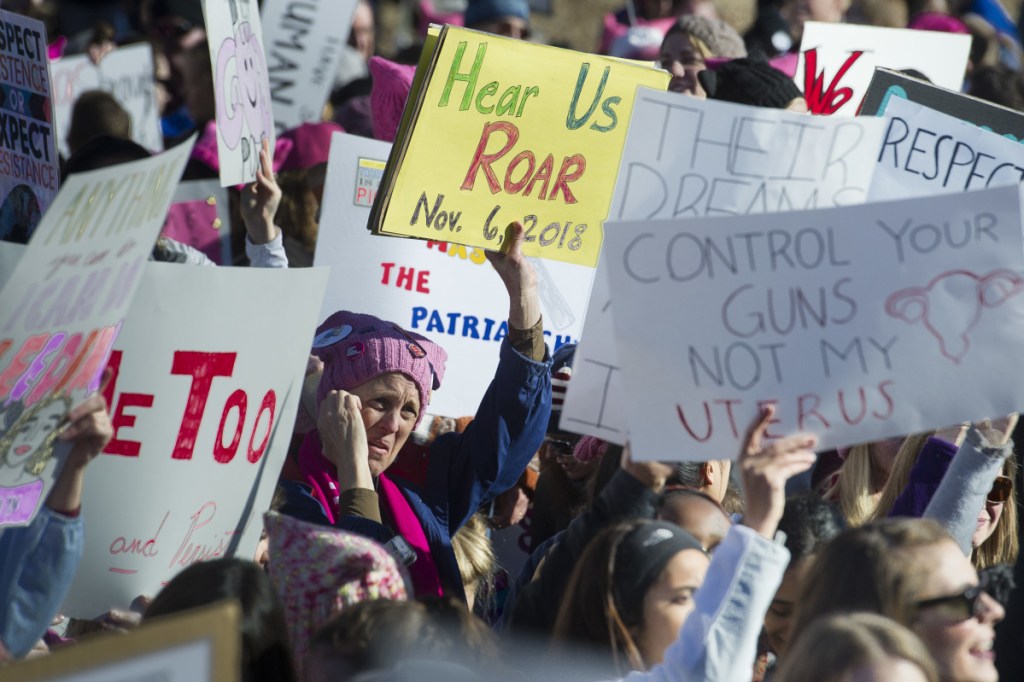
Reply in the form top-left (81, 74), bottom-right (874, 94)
top-left (1, 0), bottom-right (1024, 680)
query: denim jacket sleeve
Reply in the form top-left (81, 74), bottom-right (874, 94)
top-left (423, 338), bottom-right (551, 536)
top-left (0, 508), bottom-right (84, 659)
top-left (625, 525), bottom-right (790, 682)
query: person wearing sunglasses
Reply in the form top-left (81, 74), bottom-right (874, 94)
top-left (876, 418), bottom-right (1018, 570)
top-left (792, 517), bottom-right (1005, 682)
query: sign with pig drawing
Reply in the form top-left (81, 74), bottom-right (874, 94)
top-left (203, 0), bottom-right (275, 186)
top-left (603, 185), bottom-right (1024, 461)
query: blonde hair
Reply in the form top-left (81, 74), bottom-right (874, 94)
top-left (974, 455), bottom-right (1019, 569)
top-left (868, 432), bottom-right (1019, 569)
top-left (776, 612), bottom-right (938, 682)
top-left (827, 434), bottom-right (932, 526)
top-left (689, 35), bottom-right (714, 62)
top-left (451, 513), bottom-right (496, 604)
top-left (825, 444), bottom-right (875, 526)
top-left (871, 433), bottom-right (935, 521)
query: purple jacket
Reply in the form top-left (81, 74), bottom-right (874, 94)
top-left (888, 437), bottom-right (958, 518)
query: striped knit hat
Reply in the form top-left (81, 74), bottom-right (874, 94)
top-left (548, 342), bottom-right (576, 434)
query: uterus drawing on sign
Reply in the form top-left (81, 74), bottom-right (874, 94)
top-left (0, 393), bottom-right (73, 526)
top-left (885, 269), bottom-right (1024, 364)
top-left (215, 0), bottom-right (273, 182)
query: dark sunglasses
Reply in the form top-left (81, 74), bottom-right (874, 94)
top-left (544, 437), bottom-right (579, 457)
top-left (989, 475), bottom-right (1013, 504)
top-left (915, 583), bottom-right (989, 622)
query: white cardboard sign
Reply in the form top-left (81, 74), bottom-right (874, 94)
top-left (561, 90), bottom-right (884, 444)
top-left (605, 185), bottom-right (1024, 460)
top-left (61, 261), bottom-right (328, 617)
top-left (204, 0), bottom-right (276, 186)
top-left (316, 133), bottom-right (593, 417)
top-left (797, 22), bottom-right (970, 117)
top-left (50, 44), bottom-right (164, 156)
top-left (0, 10), bottom-right (59, 242)
top-left (870, 96), bottom-right (1024, 201)
top-left (261, 0), bottom-right (358, 132)
top-left (0, 140), bottom-right (193, 528)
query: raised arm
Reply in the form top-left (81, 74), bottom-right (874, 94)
top-left (0, 394), bottom-right (112, 659)
top-left (924, 417), bottom-right (1016, 554)
top-left (630, 406), bottom-right (816, 682)
top-left (424, 223), bottom-right (551, 533)
top-left (242, 138), bottom-right (288, 268)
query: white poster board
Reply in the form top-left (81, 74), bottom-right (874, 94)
top-left (61, 261), bottom-right (327, 617)
top-left (797, 22), bottom-right (970, 117)
top-left (316, 132), bottom-right (593, 416)
top-left (0, 139), bottom-right (194, 528)
top-left (560, 90), bottom-right (884, 444)
top-left (870, 96), bottom-right (1024, 201)
top-left (50, 44), bottom-right (164, 156)
top-left (204, 0), bottom-right (276, 186)
top-left (0, 10), bottom-right (59, 242)
top-left (261, 0), bottom-right (358, 132)
top-left (605, 185), bottom-right (1024, 460)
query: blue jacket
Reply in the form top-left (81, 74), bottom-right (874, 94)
top-left (0, 508), bottom-right (84, 658)
top-left (287, 339), bottom-right (551, 601)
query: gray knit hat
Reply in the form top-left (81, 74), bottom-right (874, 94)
top-left (671, 15), bottom-right (747, 59)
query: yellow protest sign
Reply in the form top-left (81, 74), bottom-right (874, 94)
top-left (370, 26), bottom-right (669, 267)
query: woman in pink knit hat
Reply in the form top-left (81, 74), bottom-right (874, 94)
top-left (287, 222), bottom-right (551, 604)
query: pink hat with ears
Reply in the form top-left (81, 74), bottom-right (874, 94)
top-left (276, 122), bottom-right (344, 173)
top-left (573, 436), bottom-right (608, 464)
top-left (190, 120), bottom-right (221, 172)
top-left (908, 11), bottom-right (970, 34)
top-left (370, 56), bottom-right (416, 143)
top-left (705, 52), bottom-right (798, 78)
top-left (418, 0), bottom-right (464, 36)
top-left (312, 310), bottom-right (448, 427)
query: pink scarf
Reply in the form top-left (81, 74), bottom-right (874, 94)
top-left (296, 432), bottom-right (444, 597)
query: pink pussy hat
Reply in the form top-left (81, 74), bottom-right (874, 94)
top-left (369, 56), bottom-right (416, 143)
top-left (276, 122), bottom-right (344, 173)
top-left (312, 311), bottom-right (448, 427)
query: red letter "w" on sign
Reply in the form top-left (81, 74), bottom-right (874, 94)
top-left (802, 48), bottom-right (864, 115)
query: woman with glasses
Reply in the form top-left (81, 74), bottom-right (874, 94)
top-left (791, 518), bottom-right (1005, 682)
top-left (873, 419), bottom-right (1018, 570)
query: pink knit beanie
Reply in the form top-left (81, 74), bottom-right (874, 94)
top-left (369, 56), bottom-right (416, 143)
top-left (573, 435), bottom-right (608, 464)
top-left (276, 122), bottom-right (344, 173)
top-left (908, 11), bottom-right (970, 34)
top-left (312, 311), bottom-right (447, 425)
